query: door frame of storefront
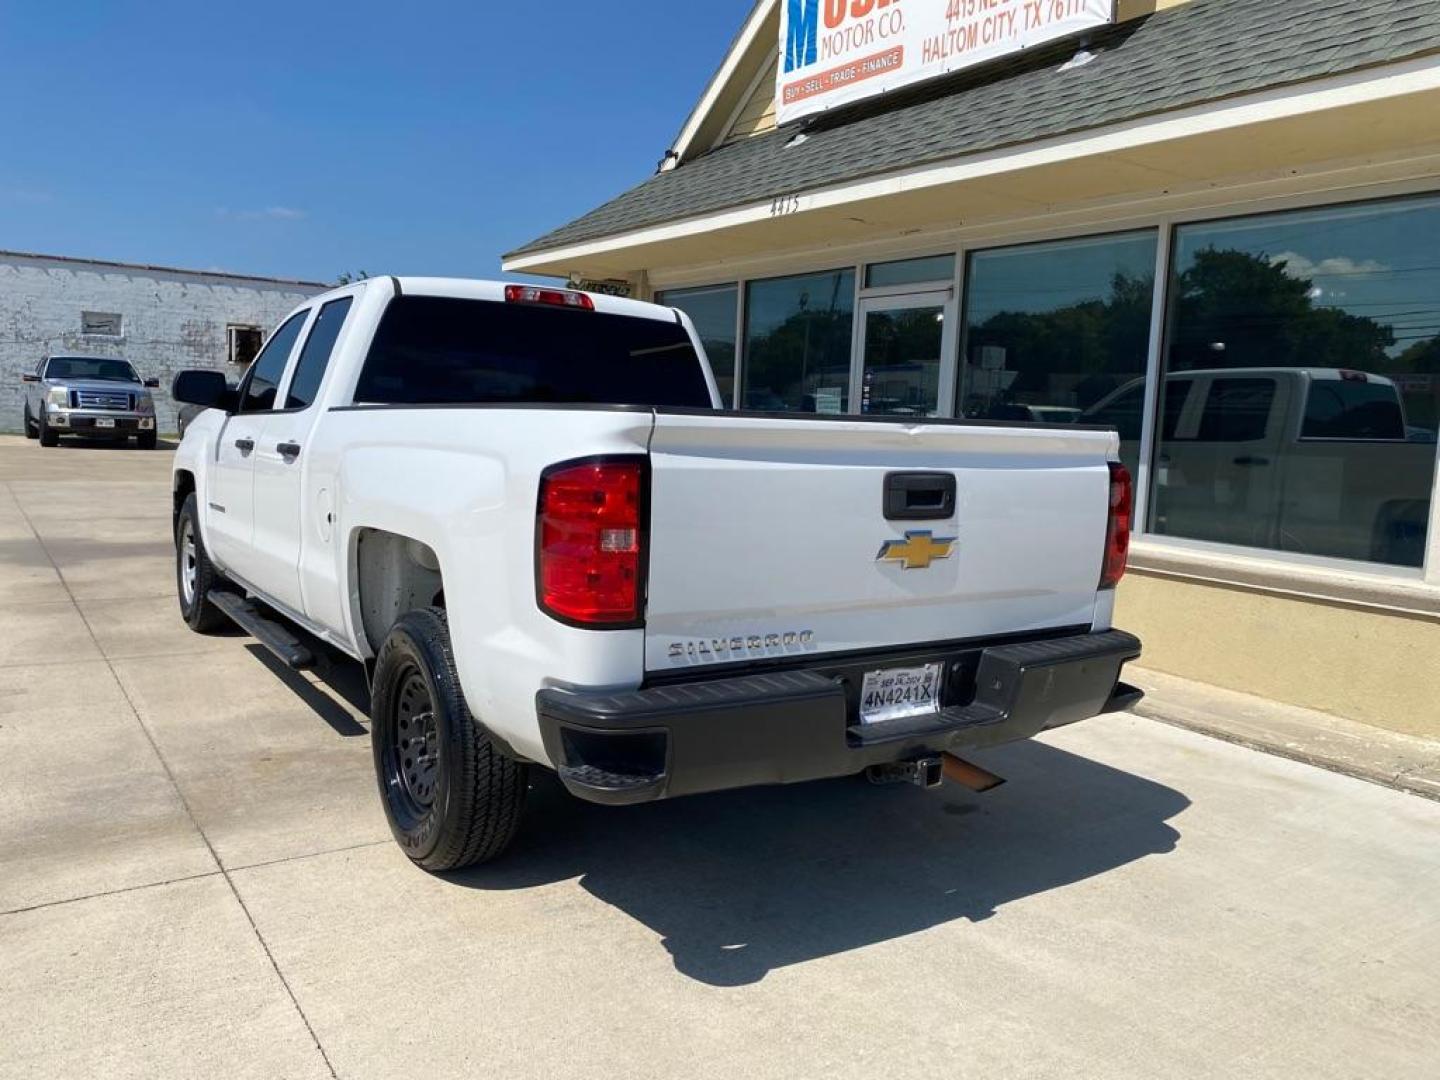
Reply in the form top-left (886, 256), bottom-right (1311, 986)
top-left (851, 284), bottom-right (958, 420)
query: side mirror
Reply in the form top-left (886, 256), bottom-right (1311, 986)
top-left (143, 377), bottom-right (160, 389)
top-left (172, 370), bottom-right (235, 412)
top-left (22, 373), bottom-right (40, 383)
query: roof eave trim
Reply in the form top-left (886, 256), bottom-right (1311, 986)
top-left (503, 52), bottom-right (1440, 272)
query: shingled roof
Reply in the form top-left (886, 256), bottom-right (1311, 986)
top-left (509, 0), bottom-right (1440, 260)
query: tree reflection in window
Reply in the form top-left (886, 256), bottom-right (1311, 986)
top-left (1152, 197), bottom-right (1440, 567)
top-left (961, 231), bottom-right (1158, 473)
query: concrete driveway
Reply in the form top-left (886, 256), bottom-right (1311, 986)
top-left (1, 434), bottom-right (1438, 1079)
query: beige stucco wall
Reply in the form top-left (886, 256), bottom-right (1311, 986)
top-left (1115, 571), bottom-right (1440, 737)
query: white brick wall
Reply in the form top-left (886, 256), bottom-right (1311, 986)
top-left (1, 253), bottom-right (324, 433)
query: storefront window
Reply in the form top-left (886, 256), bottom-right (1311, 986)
top-left (656, 284), bottom-right (738, 407)
top-left (960, 231), bottom-right (1158, 474)
top-left (1151, 197), bottom-right (1440, 568)
top-left (743, 269), bottom-right (856, 412)
top-left (866, 254), bottom-right (955, 289)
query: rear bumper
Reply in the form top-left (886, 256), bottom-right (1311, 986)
top-left (537, 628), bottom-right (1142, 805)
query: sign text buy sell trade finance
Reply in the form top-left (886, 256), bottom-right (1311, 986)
top-left (778, 0), bottom-right (1114, 125)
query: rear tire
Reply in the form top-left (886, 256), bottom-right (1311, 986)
top-left (23, 405), bottom-right (38, 439)
top-left (175, 494), bottom-right (230, 632)
top-left (371, 607), bottom-right (527, 871)
top-left (38, 410), bottom-right (59, 447)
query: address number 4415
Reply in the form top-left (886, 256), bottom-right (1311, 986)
top-left (769, 193), bottom-right (802, 217)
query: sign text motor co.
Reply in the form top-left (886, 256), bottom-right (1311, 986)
top-left (778, 0), bottom-right (1116, 124)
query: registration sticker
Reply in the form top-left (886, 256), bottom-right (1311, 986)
top-left (859, 662), bottom-right (943, 725)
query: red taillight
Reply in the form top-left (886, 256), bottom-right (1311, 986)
top-left (504, 284), bottom-right (594, 310)
top-left (538, 459), bottom-right (645, 626)
top-left (1100, 462), bottom-right (1133, 589)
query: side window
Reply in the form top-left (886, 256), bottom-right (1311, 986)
top-left (240, 311), bottom-right (309, 413)
top-left (1193, 378), bottom-right (1276, 443)
top-left (284, 298), bottom-right (353, 410)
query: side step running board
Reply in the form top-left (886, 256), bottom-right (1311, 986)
top-left (207, 589), bottom-right (315, 670)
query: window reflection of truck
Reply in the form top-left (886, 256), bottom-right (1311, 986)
top-left (1082, 368), bottom-right (1435, 567)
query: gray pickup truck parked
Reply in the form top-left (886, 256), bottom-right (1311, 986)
top-left (1083, 367), bottom-right (1434, 566)
top-left (21, 355), bottom-right (161, 449)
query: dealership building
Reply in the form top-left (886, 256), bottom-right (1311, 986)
top-left (507, 0), bottom-right (1440, 736)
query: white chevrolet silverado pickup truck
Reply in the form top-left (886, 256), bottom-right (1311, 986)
top-left (170, 277), bottom-right (1141, 871)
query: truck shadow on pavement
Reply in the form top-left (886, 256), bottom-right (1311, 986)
top-left (452, 739), bottom-right (1190, 987)
top-left (243, 644), bottom-right (370, 738)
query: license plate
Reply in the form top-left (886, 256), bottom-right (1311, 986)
top-left (859, 662), bottom-right (943, 725)
top-left (94, 418), bottom-right (115, 428)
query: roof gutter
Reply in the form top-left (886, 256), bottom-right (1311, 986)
top-left (504, 51), bottom-right (1440, 273)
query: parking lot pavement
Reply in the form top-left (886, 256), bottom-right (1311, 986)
top-left (1, 433), bottom-right (1438, 1080)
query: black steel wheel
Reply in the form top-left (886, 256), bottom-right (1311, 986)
top-left (175, 493), bottom-right (230, 632)
top-left (371, 607), bottom-right (527, 870)
top-left (387, 664), bottom-right (441, 818)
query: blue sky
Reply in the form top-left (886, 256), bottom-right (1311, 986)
top-left (0, 0), bottom-right (752, 284)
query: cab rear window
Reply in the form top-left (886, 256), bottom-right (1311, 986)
top-left (353, 296), bottom-right (712, 408)
top-left (1301, 379), bottom-right (1406, 440)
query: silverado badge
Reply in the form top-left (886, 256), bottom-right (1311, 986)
top-left (877, 530), bottom-right (956, 570)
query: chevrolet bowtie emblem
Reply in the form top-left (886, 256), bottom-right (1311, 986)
top-left (877, 530), bottom-right (957, 570)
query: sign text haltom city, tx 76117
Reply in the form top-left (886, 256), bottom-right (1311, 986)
top-left (777, 0), bottom-right (1115, 125)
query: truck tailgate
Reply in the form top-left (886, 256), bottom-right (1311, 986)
top-left (644, 412), bottom-right (1117, 673)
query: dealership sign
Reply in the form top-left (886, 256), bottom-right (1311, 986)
top-left (777, 0), bottom-right (1115, 125)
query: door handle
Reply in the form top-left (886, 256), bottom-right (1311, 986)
top-left (234, 438), bottom-right (254, 454)
top-left (1233, 455), bottom-right (1270, 467)
top-left (883, 471), bottom-right (956, 521)
top-left (277, 441), bottom-right (302, 460)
